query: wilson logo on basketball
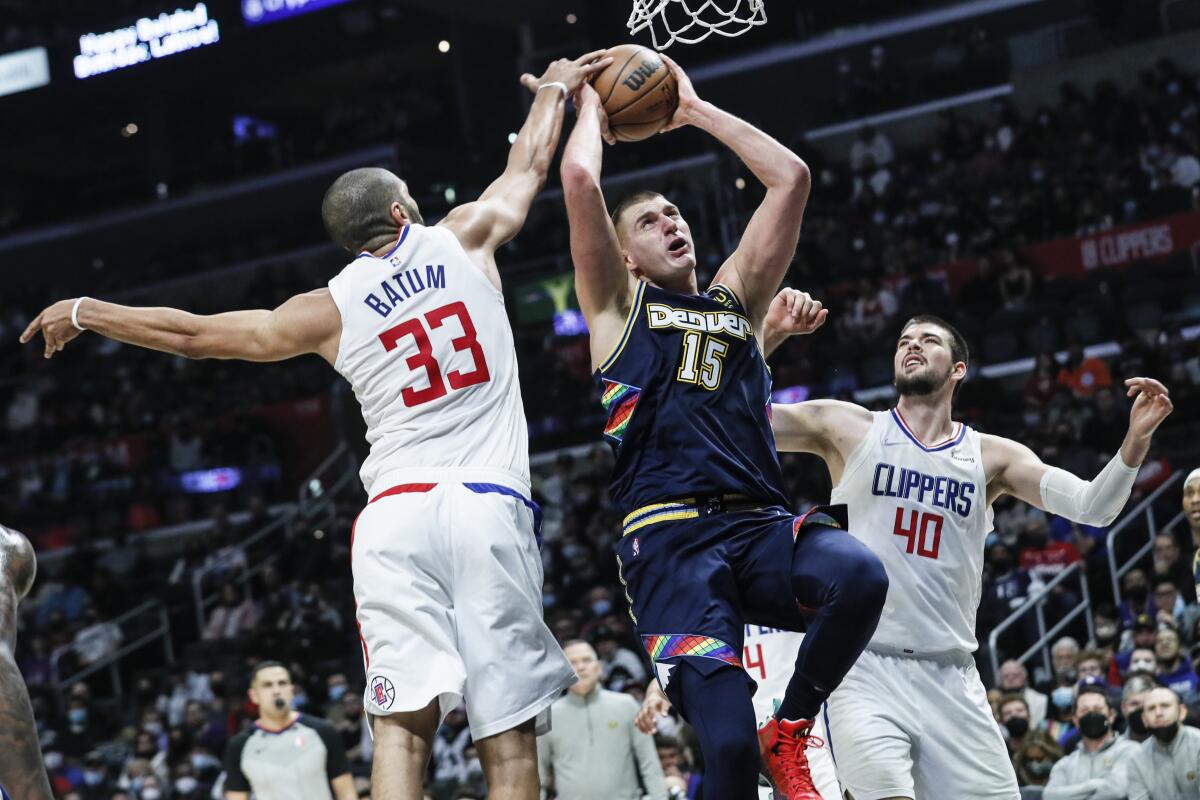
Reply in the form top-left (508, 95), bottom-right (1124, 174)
top-left (622, 59), bottom-right (662, 91)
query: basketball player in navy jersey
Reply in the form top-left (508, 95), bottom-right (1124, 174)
top-left (0, 525), bottom-right (54, 800)
top-left (763, 293), bottom-right (1173, 799)
top-left (561, 55), bottom-right (888, 799)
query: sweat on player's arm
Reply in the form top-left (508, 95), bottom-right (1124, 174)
top-left (440, 50), bottom-right (611, 256)
top-left (982, 377), bottom-right (1173, 524)
top-left (657, 55), bottom-right (811, 324)
top-left (20, 290), bottom-right (341, 365)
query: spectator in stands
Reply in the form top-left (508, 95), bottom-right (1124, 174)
top-left (1000, 694), bottom-right (1038, 757)
top-left (1057, 345), bottom-right (1114, 399)
top-left (537, 641), bottom-right (667, 800)
top-left (1154, 532), bottom-right (1195, 603)
top-left (1154, 626), bottom-right (1199, 702)
top-left (1014, 730), bottom-right (1063, 789)
top-left (1120, 674), bottom-right (1158, 744)
top-left (201, 583), bottom-right (260, 642)
top-left (1119, 575), bottom-right (1153, 629)
top-left (1046, 686), bottom-right (1077, 748)
top-left (999, 660), bottom-right (1049, 727)
top-left (997, 250), bottom-right (1034, 309)
top-left (1186, 468), bottom-right (1200, 568)
top-left (1050, 637), bottom-right (1082, 690)
top-left (592, 626), bottom-right (647, 688)
top-left (1075, 650), bottom-right (1108, 682)
top-left (1153, 574), bottom-right (1187, 630)
top-left (1043, 685), bottom-right (1138, 799)
top-left (843, 277), bottom-right (897, 341)
top-left (1126, 687), bottom-right (1200, 798)
top-left (71, 604), bottom-right (122, 667)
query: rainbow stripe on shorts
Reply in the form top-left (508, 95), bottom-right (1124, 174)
top-left (642, 634), bottom-right (742, 667)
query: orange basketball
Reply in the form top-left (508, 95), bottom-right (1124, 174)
top-left (592, 44), bottom-right (679, 142)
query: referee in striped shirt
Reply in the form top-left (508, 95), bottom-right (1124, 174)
top-left (224, 662), bottom-right (357, 800)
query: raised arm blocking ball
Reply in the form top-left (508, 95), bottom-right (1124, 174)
top-left (592, 44), bottom-right (679, 142)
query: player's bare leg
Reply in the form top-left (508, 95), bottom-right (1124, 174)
top-left (0, 525), bottom-right (54, 800)
top-left (369, 700), bottom-right (441, 800)
top-left (476, 718), bottom-right (540, 800)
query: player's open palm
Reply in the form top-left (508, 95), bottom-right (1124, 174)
top-left (765, 288), bottom-right (828, 337)
top-left (20, 299), bottom-right (84, 359)
top-left (1125, 377), bottom-right (1173, 438)
top-left (520, 50), bottom-right (612, 96)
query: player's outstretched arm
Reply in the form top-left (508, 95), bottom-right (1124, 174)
top-left (21, 290), bottom-right (341, 365)
top-left (560, 81), bottom-right (634, 367)
top-left (985, 377), bottom-right (1173, 525)
top-left (658, 55), bottom-right (810, 325)
top-left (440, 52), bottom-right (611, 259)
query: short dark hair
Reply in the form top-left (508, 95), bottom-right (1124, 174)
top-left (249, 660), bottom-right (290, 686)
top-left (321, 167), bottom-right (416, 254)
top-left (610, 190), bottom-right (664, 242)
top-left (999, 693), bottom-right (1029, 713)
top-left (900, 314), bottom-right (970, 397)
top-left (1074, 685), bottom-right (1111, 713)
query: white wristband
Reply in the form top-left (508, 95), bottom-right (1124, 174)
top-left (539, 81), bottom-right (568, 96)
top-left (71, 297), bottom-right (88, 332)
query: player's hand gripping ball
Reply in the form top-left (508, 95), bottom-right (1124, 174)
top-left (591, 44), bottom-right (680, 141)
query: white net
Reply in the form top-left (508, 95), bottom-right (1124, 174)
top-left (627, 0), bottom-right (767, 50)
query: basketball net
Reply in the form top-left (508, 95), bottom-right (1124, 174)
top-left (627, 0), bottom-right (766, 50)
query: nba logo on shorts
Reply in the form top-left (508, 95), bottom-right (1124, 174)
top-left (371, 676), bottom-right (395, 710)
top-left (633, 537), bottom-right (640, 557)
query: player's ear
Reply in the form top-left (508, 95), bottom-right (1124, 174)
top-left (389, 201), bottom-right (408, 227)
top-left (1182, 704), bottom-right (1188, 722)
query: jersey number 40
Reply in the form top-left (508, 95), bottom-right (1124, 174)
top-left (378, 301), bottom-right (490, 407)
top-left (893, 507), bottom-right (943, 560)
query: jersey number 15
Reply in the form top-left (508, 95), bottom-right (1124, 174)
top-left (378, 301), bottom-right (490, 407)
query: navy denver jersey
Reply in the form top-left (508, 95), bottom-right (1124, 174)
top-left (595, 281), bottom-right (789, 513)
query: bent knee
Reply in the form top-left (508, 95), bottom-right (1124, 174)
top-left (835, 544), bottom-right (889, 609)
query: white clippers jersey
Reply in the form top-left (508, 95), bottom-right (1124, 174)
top-left (743, 625), bottom-right (803, 722)
top-left (830, 410), bottom-right (992, 657)
top-left (327, 224), bottom-right (530, 497)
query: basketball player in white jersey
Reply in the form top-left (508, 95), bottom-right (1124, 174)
top-left (635, 625), bottom-right (841, 799)
top-left (21, 53), bottom-right (613, 800)
top-left (760, 292), bottom-right (1174, 800)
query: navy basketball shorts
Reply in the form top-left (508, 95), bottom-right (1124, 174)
top-left (614, 496), bottom-right (847, 703)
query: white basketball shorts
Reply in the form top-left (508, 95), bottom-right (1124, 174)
top-left (351, 480), bottom-right (577, 740)
top-left (823, 649), bottom-right (1019, 800)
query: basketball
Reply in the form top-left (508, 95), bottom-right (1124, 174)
top-left (592, 44), bottom-right (679, 142)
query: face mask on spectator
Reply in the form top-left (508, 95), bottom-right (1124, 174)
top-left (1004, 717), bottom-right (1029, 738)
top-left (328, 685), bottom-right (347, 702)
top-left (591, 600), bottom-right (612, 617)
top-left (543, 593), bottom-right (557, 608)
top-left (143, 722), bottom-right (164, 736)
top-left (1127, 584), bottom-right (1148, 603)
top-left (1127, 709), bottom-right (1148, 735)
top-left (1079, 712), bottom-right (1110, 739)
top-left (175, 777), bottom-right (198, 795)
top-left (84, 770), bottom-right (105, 786)
top-left (292, 693), bottom-right (308, 710)
top-left (142, 789), bottom-right (162, 800)
top-left (1131, 658), bottom-right (1156, 673)
top-left (1095, 624), bottom-right (1118, 645)
top-left (1052, 687), bottom-right (1074, 709)
top-left (190, 753), bottom-right (219, 773)
top-left (1057, 667), bottom-right (1078, 684)
top-left (68, 708), bottom-right (87, 726)
top-left (1151, 720), bottom-right (1180, 744)
top-left (1027, 760), bottom-right (1053, 778)
top-left (43, 751), bottom-right (63, 770)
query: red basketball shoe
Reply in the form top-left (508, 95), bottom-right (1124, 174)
top-left (757, 716), bottom-right (825, 800)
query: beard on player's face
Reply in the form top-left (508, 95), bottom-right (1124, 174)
top-left (894, 362), bottom-right (953, 397)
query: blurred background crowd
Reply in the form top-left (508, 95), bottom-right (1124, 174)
top-left (6, 0), bottom-right (1200, 796)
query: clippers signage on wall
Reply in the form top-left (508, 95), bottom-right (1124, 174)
top-left (241, 0), bottom-right (353, 26)
top-left (73, 3), bottom-right (220, 80)
top-left (1024, 211), bottom-right (1200, 276)
top-left (0, 46), bottom-right (50, 98)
